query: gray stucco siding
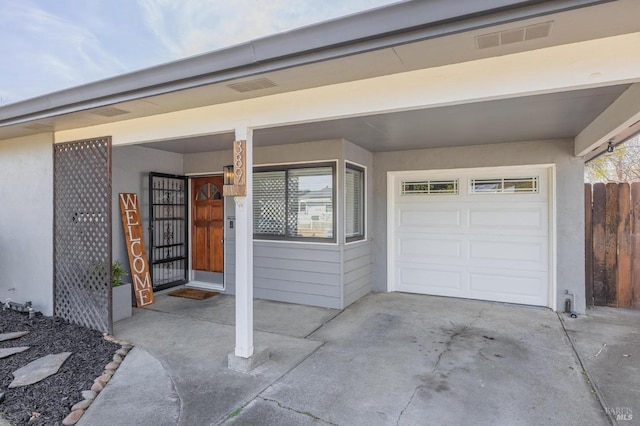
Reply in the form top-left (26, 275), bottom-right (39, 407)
top-left (372, 139), bottom-right (585, 313)
top-left (111, 146), bottom-right (185, 277)
top-left (0, 134), bottom-right (54, 315)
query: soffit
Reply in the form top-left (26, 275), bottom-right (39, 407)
top-left (137, 84), bottom-right (628, 153)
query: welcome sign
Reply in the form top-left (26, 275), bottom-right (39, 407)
top-left (119, 193), bottom-right (155, 307)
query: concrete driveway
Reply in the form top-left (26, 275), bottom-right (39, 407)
top-left (79, 292), bottom-right (638, 426)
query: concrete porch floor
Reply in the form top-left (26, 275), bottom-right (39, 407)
top-left (79, 292), bottom-right (639, 426)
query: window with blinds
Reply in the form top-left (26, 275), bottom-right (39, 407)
top-left (345, 164), bottom-right (365, 242)
top-left (253, 163), bottom-right (335, 241)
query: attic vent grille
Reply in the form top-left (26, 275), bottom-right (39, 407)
top-left (227, 78), bottom-right (277, 93)
top-left (91, 106), bottom-right (130, 117)
top-left (24, 123), bottom-right (52, 131)
top-left (475, 21), bottom-right (553, 49)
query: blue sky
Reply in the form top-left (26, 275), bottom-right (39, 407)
top-left (0, 0), bottom-right (398, 105)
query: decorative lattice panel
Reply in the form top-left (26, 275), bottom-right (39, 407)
top-left (254, 171), bottom-right (286, 235)
top-left (54, 137), bottom-right (112, 333)
top-left (149, 173), bottom-right (188, 289)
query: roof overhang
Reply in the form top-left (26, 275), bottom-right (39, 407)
top-left (1, 0), bottom-right (639, 156)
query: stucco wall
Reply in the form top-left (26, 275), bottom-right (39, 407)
top-left (373, 139), bottom-right (586, 313)
top-left (0, 134), bottom-right (54, 315)
top-left (112, 146), bottom-right (184, 276)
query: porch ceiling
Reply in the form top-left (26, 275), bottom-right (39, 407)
top-left (138, 84), bottom-right (629, 153)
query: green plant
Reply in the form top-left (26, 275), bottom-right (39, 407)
top-left (111, 260), bottom-right (129, 287)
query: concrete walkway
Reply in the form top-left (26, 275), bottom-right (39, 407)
top-left (79, 292), bottom-right (639, 426)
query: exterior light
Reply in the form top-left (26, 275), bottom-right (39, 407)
top-left (607, 142), bottom-right (614, 153)
top-left (223, 164), bottom-right (234, 185)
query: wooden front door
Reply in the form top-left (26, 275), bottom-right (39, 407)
top-left (192, 176), bottom-right (224, 273)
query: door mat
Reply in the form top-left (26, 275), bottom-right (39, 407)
top-left (168, 288), bottom-right (220, 300)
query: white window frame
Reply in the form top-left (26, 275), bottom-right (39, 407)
top-left (345, 161), bottom-right (366, 243)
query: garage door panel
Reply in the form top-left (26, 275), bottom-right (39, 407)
top-left (468, 205), bottom-right (547, 235)
top-left (398, 208), bottom-right (462, 229)
top-left (398, 236), bottom-right (462, 259)
top-left (468, 272), bottom-right (547, 305)
top-left (397, 265), bottom-right (462, 293)
top-left (468, 238), bottom-right (548, 270)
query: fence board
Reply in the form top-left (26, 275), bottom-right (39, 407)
top-left (632, 183), bottom-right (640, 309)
top-left (617, 183), bottom-right (632, 308)
top-left (592, 183), bottom-right (607, 305)
top-left (584, 184), bottom-right (594, 306)
top-left (604, 183), bottom-right (619, 306)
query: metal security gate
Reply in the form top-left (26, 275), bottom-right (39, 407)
top-left (149, 173), bottom-right (188, 290)
top-left (54, 137), bottom-right (112, 333)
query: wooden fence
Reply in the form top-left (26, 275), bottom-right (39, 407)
top-left (585, 182), bottom-right (640, 309)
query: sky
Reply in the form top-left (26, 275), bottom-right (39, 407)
top-left (0, 0), bottom-right (399, 106)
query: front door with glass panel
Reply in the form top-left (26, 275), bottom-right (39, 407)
top-left (192, 176), bottom-right (224, 284)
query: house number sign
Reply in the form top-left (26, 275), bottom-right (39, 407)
top-left (119, 193), bottom-right (155, 307)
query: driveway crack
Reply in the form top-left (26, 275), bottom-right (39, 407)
top-left (396, 386), bottom-right (420, 425)
top-left (259, 397), bottom-right (338, 425)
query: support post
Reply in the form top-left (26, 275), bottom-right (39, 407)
top-left (228, 126), bottom-right (269, 372)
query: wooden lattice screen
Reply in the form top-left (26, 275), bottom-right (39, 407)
top-left (54, 137), bottom-right (112, 332)
top-left (585, 182), bottom-right (640, 309)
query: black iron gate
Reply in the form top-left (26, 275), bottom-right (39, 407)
top-left (149, 173), bottom-right (189, 290)
top-left (54, 137), bottom-right (112, 333)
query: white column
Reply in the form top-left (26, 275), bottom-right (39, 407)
top-left (234, 127), bottom-right (253, 358)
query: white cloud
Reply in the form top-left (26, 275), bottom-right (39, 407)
top-left (137, 0), bottom-right (398, 58)
top-left (0, 1), bottom-right (129, 101)
top-left (0, 0), bottom-right (399, 103)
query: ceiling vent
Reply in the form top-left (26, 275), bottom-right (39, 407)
top-left (227, 78), bottom-right (277, 93)
top-left (23, 123), bottom-right (53, 131)
top-left (91, 106), bottom-right (130, 117)
top-left (476, 21), bottom-right (553, 49)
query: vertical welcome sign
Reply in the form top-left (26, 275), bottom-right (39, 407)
top-left (119, 193), bottom-right (155, 307)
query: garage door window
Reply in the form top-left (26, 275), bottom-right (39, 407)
top-left (401, 179), bottom-right (458, 195)
top-left (470, 177), bottom-right (538, 194)
top-left (253, 163), bottom-right (335, 242)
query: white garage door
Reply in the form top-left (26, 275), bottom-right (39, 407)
top-left (389, 166), bottom-right (552, 307)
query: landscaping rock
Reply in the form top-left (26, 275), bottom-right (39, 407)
top-left (71, 399), bottom-right (92, 411)
top-left (90, 381), bottom-right (104, 393)
top-left (0, 331), bottom-right (29, 342)
top-left (105, 361), bottom-right (120, 371)
top-left (81, 390), bottom-right (97, 400)
top-left (113, 354), bottom-right (123, 363)
top-left (115, 348), bottom-right (129, 356)
top-left (0, 346), bottom-right (29, 359)
top-left (94, 373), bottom-right (111, 384)
top-left (62, 409), bottom-right (84, 425)
top-left (9, 352), bottom-right (72, 388)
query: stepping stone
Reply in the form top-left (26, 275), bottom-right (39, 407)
top-left (0, 331), bottom-right (29, 342)
top-left (0, 347), bottom-right (30, 359)
top-left (8, 352), bottom-right (72, 388)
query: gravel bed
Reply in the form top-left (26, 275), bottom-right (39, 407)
top-left (0, 309), bottom-right (119, 425)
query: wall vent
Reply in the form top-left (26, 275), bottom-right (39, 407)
top-left (23, 123), bottom-right (53, 131)
top-left (475, 21), bottom-right (553, 49)
top-left (91, 106), bottom-right (130, 117)
top-left (227, 78), bottom-right (277, 93)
